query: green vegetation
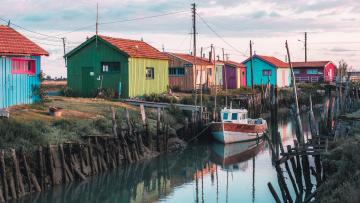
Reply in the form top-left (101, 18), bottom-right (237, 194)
top-left (317, 135), bottom-right (360, 202)
top-left (0, 96), bottom-right (184, 150)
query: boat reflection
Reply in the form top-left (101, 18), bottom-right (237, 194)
top-left (210, 140), bottom-right (265, 171)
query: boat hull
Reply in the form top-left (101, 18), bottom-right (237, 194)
top-left (211, 122), bottom-right (267, 144)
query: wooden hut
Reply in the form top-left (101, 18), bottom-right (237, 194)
top-left (65, 35), bottom-right (169, 98)
top-left (220, 60), bottom-right (246, 89)
top-left (166, 53), bottom-right (214, 91)
top-left (242, 55), bottom-right (291, 87)
top-left (291, 61), bottom-right (336, 83)
top-left (0, 25), bottom-right (49, 108)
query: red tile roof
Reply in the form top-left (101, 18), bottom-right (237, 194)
top-left (168, 53), bottom-right (213, 66)
top-left (291, 61), bottom-right (331, 68)
top-left (99, 35), bottom-right (168, 60)
top-left (219, 60), bottom-right (245, 68)
top-left (242, 55), bottom-right (289, 68)
top-left (256, 55), bottom-right (289, 68)
top-left (0, 25), bottom-right (49, 56)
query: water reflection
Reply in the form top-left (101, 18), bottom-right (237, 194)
top-left (18, 110), bottom-right (312, 203)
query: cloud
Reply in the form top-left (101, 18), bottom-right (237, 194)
top-left (1, 0), bottom-right (359, 75)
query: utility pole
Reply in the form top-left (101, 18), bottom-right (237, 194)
top-left (62, 37), bottom-right (67, 66)
top-left (96, 3), bottom-right (99, 47)
top-left (191, 3), bottom-right (198, 106)
top-left (212, 44), bottom-right (217, 121)
top-left (304, 32), bottom-right (307, 62)
top-left (250, 40), bottom-right (254, 90)
top-left (61, 37), bottom-right (66, 56)
top-left (96, 3), bottom-right (99, 36)
top-left (192, 3), bottom-right (196, 58)
top-left (222, 48), bottom-right (228, 108)
top-left (200, 47), bottom-right (203, 122)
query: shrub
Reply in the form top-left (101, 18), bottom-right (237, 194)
top-left (61, 86), bottom-right (75, 97)
top-left (0, 119), bottom-right (48, 150)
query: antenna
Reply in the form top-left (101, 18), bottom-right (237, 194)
top-left (96, 3), bottom-right (99, 36)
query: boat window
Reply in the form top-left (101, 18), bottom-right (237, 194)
top-left (232, 113), bottom-right (238, 120)
top-left (223, 113), bottom-right (228, 120)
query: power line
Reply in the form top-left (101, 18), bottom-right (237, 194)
top-left (0, 17), bottom-right (61, 39)
top-left (100, 10), bottom-right (188, 25)
top-left (196, 13), bottom-right (247, 57)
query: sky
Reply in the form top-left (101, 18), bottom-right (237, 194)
top-left (1, 0), bottom-right (359, 77)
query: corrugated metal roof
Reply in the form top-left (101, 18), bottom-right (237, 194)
top-left (99, 35), bottom-right (168, 60)
top-left (291, 61), bottom-right (331, 68)
top-left (168, 53), bottom-right (213, 66)
top-left (0, 25), bottom-right (49, 56)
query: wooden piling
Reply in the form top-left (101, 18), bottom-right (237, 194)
top-left (10, 149), bottom-right (25, 197)
top-left (0, 150), bottom-right (8, 200)
top-left (267, 182), bottom-right (282, 203)
top-left (20, 149), bottom-right (32, 193)
top-left (156, 107), bottom-right (161, 152)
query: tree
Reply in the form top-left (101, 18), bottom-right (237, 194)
top-left (338, 60), bottom-right (348, 79)
top-left (46, 75), bottom-right (52, 80)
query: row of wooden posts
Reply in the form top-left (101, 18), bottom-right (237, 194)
top-left (266, 76), bottom-right (360, 203)
top-left (0, 105), bottom-right (175, 202)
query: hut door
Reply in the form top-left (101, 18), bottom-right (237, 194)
top-left (81, 66), bottom-right (95, 97)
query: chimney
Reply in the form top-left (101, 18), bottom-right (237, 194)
top-left (208, 51), bottom-right (212, 62)
top-left (217, 55), bottom-right (220, 61)
top-left (202, 53), bottom-right (205, 58)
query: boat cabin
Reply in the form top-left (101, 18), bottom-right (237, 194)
top-left (221, 108), bottom-right (248, 123)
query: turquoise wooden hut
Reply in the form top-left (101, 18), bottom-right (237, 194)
top-left (242, 55), bottom-right (291, 87)
top-left (0, 25), bottom-right (49, 108)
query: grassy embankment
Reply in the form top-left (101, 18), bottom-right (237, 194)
top-left (0, 96), bottom-right (183, 151)
top-left (143, 83), bottom-right (325, 110)
top-left (316, 109), bottom-right (360, 202)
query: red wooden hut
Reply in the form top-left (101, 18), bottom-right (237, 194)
top-left (291, 61), bottom-right (336, 83)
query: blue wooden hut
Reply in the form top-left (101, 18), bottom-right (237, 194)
top-left (0, 25), bottom-right (49, 108)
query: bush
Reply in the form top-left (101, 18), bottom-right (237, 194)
top-left (61, 86), bottom-right (75, 97)
top-left (0, 119), bottom-right (48, 150)
top-left (97, 88), bottom-right (117, 99)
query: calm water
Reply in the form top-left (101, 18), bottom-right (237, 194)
top-left (19, 110), bottom-right (313, 203)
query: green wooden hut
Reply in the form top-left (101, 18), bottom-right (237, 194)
top-left (64, 35), bottom-right (169, 98)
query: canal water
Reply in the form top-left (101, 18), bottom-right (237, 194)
top-left (19, 109), bottom-right (313, 203)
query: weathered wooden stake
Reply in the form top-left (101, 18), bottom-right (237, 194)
top-left (267, 182), bottom-right (282, 203)
top-left (0, 150), bottom-right (8, 200)
top-left (286, 40), bottom-right (304, 144)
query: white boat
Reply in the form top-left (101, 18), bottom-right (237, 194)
top-left (211, 108), bottom-right (267, 144)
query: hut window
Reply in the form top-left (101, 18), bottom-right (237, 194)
top-left (101, 62), bottom-right (120, 73)
top-left (169, 67), bottom-right (185, 76)
top-left (208, 68), bottom-right (212, 76)
top-left (306, 69), bottom-right (318, 75)
top-left (262, 70), bottom-right (272, 76)
top-left (146, 67), bottom-right (154, 79)
top-left (232, 113), bottom-right (238, 120)
top-left (223, 112), bottom-right (228, 120)
top-left (11, 58), bottom-right (36, 75)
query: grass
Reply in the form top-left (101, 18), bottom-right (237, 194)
top-left (0, 96), bottom-right (184, 150)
